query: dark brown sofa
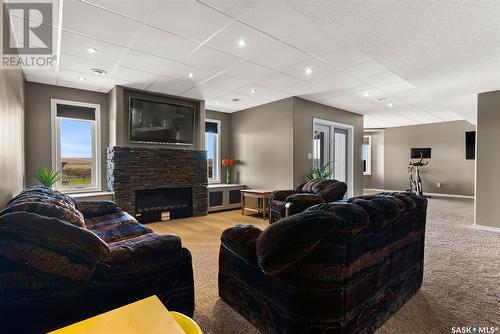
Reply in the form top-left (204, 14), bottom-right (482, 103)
top-left (269, 178), bottom-right (347, 223)
top-left (219, 192), bottom-right (427, 334)
top-left (0, 186), bottom-right (194, 333)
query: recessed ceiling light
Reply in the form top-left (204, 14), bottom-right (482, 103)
top-left (237, 39), bottom-right (246, 47)
top-left (91, 68), bottom-right (106, 76)
top-left (214, 101), bottom-right (219, 105)
top-left (78, 76), bottom-right (86, 81)
top-left (250, 88), bottom-right (256, 93)
top-left (388, 103), bottom-right (393, 107)
top-left (305, 67), bottom-right (313, 75)
top-left (86, 47), bottom-right (98, 54)
top-left (188, 72), bottom-right (194, 78)
top-left (363, 92), bottom-right (369, 97)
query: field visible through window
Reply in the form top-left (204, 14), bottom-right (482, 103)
top-left (61, 157), bottom-right (91, 186)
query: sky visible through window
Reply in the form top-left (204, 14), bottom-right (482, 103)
top-left (61, 119), bottom-right (92, 158)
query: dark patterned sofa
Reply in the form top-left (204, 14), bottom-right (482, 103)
top-left (219, 192), bottom-right (427, 334)
top-left (269, 178), bottom-right (347, 223)
top-left (0, 186), bottom-right (194, 333)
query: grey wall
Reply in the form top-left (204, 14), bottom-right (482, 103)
top-left (0, 69), bottom-right (25, 207)
top-left (230, 98), bottom-right (294, 189)
top-left (206, 110), bottom-right (231, 161)
top-left (475, 90), bottom-right (500, 229)
top-left (25, 82), bottom-right (109, 188)
top-left (363, 130), bottom-right (385, 189)
top-left (369, 120), bottom-right (476, 196)
top-left (293, 97), bottom-right (364, 196)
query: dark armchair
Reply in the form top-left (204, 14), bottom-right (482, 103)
top-left (269, 178), bottom-right (347, 223)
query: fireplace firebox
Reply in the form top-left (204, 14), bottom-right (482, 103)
top-left (135, 187), bottom-right (193, 223)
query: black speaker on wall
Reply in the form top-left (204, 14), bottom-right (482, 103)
top-left (465, 131), bottom-right (476, 160)
top-left (411, 148), bottom-right (431, 159)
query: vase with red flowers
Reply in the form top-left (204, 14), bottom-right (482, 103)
top-left (221, 159), bottom-right (236, 184)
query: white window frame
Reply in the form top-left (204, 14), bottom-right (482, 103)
top-left (205, 118), bottom-right (221, 184)
top-left (51, 99), bottom-right (101, 193)
top-left (363, 135), bottom-right (372, 176)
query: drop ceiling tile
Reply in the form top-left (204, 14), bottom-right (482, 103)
top-left (282, 22), bottom-right (345, 56)
top-left (100, 78), bottom-right (130, 92)
top-left (82, 0), bottom-right (158, 21)
top-left (318, 45), bottom-right (371, 69)
top-left (130, 25), bottom-right (199, 61)
top-left (239, 1), bottom-right (312, 40)
top-left (59, 53), bottom-right (114, 75)
top-left (110, 66), bottom-right (160, 89)
top-left (247, 42), bottom-right (309, 70)
top-left (181, 86), bottom-right (226, 100)
top-left (365, 72), bottom-right (405, 87)
top-left (167, 63), bottom-right (217, 84)
top-left (315, 71), bottom-right (360, 90)
top-left (234, 84), bottom-right (290, 101)
top-left (223, 61), bottom-right (275, 82)
top-left (183, 45), bottom-right (241, 72)
top-left (217, 93), bottom-right (268, 107)
top-left (57, 79), bottom-right (102, 92)
top-left (198, 0), bottom-right (259, 18)
top-left (206, 21), bottom-right (278, 58)
top-left (345, 60), bottom-right (387, 78)
top-left (25, 74), bottom-right (57, 85)
top-left (199, 74), bottom-right (248, 91)
top-left (119, 49), bottom-right (178, 74)
top-left (147, 76), bottom-right (195, 95)
top-left (282, 58), bottom-right (338, 82)
top-left (57, 69), bottom-right (106, 91)
top-left (60, 30), bottom-right (126, 64)
top-left (380, 81), bottom-right (415, 94)
top-left (280, 81), bottom-right (326, 96)
top-left (255, 72), bottom-right (306, 90)
top-left (62, 0), bottom-right (142, 46)
top-left (147, 0), bottom-right (231, 42)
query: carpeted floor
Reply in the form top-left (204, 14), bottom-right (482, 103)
top-left (149, 197), bottom-right (500, 334)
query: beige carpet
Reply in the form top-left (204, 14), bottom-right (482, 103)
top-left (150, 197), bottom-right (500, 334)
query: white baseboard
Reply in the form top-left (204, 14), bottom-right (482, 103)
top-left (363, 188), bottom-right (474, 199)
top-left (472, 224), bottom-right (500, 233)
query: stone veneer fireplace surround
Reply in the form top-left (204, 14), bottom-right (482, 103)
top-left (107, 146), bottom-right (208, 218)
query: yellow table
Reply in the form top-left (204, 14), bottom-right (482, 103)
top-left (49, 295), bottom-right (186, 334)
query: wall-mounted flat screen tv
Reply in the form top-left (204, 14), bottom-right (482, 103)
top-left (129, 97), bottom-right (195, 145)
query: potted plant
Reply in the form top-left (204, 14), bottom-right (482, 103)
top-left (221, 159), bottom-right (236, 184)
top-left (307, 162), bottom-right (333, 180)
top-left (34, 168), bottom-right (62, 188)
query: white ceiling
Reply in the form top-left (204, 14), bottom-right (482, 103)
top-left (15, 0), bottom-right (500, 128)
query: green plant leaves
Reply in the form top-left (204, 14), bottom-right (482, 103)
top-left (34, 168), bottom-right (62, 188)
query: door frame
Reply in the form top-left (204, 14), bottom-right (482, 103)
top-left (312, 118), bottom-right (354, 198)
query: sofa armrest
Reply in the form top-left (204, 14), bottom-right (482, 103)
top-left (75, 200), bottom-right (120, 218)
top-left (0, 212), bottom-right (109, 283)
top-left (285, 193), bottom-right (324, 217)
top-left (221, 224), bottom-right (262, 264)
top-left (95, 233), bottom-right (182, 279)
top-left (318, 181), bottom-right (347, 202)
top-left (270, 190), bottom-right (296, 202)
top-left (256, 210), bottom-right (340, 275)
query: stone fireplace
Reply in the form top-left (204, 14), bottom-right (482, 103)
top-left (107, 146), bottom-right (207, 219)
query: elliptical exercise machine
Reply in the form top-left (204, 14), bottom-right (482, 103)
top-left (408, 154), bottom-right (429, 197)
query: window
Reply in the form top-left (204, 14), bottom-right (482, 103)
top-left (51, 99), bottom-right (101, 192)
top-left (363, 135), bottom-right (372, 175)
top-left (205, 119), bottom-right (221, 183)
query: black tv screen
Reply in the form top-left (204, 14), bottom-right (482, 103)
top-left (129, 97), bottom-right (195, 145)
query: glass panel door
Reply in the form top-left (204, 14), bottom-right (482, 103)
top-left (334, 128), bottom-right (348, 183)
top-left (312, 123), bottom-right (331, 171)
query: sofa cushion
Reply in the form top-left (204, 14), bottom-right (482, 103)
top-left (75, 200), bottom-right (120, 218)
top-left (301, 179), bottom-right (333, 194)
top-left (85, 211), bottom-right (152, 243)
top-left (0, 212), bottom-right (109, 283)
top-left (256, 210), bottom-right (340, 275)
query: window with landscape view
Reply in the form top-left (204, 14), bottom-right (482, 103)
top-left (205, 120), bottom-right (220, 183)
top-left (51, 99), bottom-right (100, 192)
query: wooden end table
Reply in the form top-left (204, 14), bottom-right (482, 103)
top-left (241, 189), bottom-right (272, 220)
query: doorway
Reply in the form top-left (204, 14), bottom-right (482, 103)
top-left (312, 118), bottom-right (354, 198)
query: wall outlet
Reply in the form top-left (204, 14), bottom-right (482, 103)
top-left (436, 182), bottom-right (441, 188)
top-left (307, 152), bottom-right (312, 159)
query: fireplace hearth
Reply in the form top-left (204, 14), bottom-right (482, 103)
top-left (135, 187), bottom-right (193, 223)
